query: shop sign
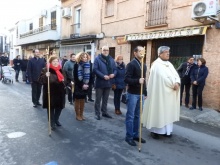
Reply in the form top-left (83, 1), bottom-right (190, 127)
top-left (126, 26), bottom-right (208, 41)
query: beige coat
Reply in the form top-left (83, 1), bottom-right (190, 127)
top-left (142, 58), bottom-right (180, 129)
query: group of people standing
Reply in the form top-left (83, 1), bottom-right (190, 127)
top-left (17, 45), bottom-right (208, 146)
top-left (177, 56), bottom-right (209, 111)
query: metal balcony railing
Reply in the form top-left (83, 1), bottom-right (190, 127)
top-left (20, 24), bottom-right (57, 38)
top-left (71, 23), bottom-right (81, 35)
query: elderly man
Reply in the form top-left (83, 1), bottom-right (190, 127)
top-left (27, 49), bottom-right (46, 107)
top-left (142, 46), bottom-right (180, 139)
top-left (93, 46), bottom-right (117, 120)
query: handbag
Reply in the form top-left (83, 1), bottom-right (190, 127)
top-left (121, 92), bottom-right (127, 104)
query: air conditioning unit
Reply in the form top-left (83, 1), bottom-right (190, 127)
top-left (62, 8), bottom-right (71, 18)
top-left (41, 10), bottom-right (47, 17)
top-left (70, 33), bottom-right (80, 38)
top-left (191, 0), bottom-right (219, 19)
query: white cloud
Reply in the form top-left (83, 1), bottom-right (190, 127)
top-left (0, 0), bottom-right (60, 30)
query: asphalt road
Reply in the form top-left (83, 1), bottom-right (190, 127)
top-left (0, 78), bottom-right (220, 165)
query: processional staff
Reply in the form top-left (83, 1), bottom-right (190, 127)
top-left (46, 46), bottom-right (52, 136)
top-left (139, 47), bottom-right (146, 152)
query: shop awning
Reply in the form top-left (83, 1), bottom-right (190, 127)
top-left (126, 26), bottom-right (208, 41)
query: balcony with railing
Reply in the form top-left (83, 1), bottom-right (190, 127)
top-left (17, 24), bottom-right (59, 45)
top-left (70, 23), bottom-right (81, 38)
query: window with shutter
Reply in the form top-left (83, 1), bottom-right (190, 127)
top-left (105, 0), bottom-right (114, 17)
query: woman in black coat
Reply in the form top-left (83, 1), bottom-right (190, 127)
top-left (190, 58), bottom-right (209, 111)
top-left (73, 52), bottom-right (90, 121)
top-left (39, 55), bottom-right (66, 130)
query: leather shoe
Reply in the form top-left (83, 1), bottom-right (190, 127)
top-left (189, 106), bottom-right (196, 110)
top-left (133, 137), bottom-right (146, 143)
top-left (88, 99), bottom-right (94, 102)
top-left (33, 104), bottom-right (37, 108)
top-left (163, 134), bottom-right (172, 138)
top-left (151, 132), bottom-right (160, 139)
top-left (102, 113), bottom-right (112, 118)
top-left (55, 121), bottom-right (62, 126)
top-left (125, 139), bottom-right (136, 146)
top-left (95, 115), bottom-right (101, 120)
top-left (37, 102), bottom-right (42, 106)
top-left (198, 107), bottom-right (203, 111)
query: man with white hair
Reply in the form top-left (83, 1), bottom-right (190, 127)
top-left (142, 46), bottom-right (180, 139)
top-left (93, 46), bottom-right (117, 120)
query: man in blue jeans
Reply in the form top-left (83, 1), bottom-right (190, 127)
top-left (124, 46), bottom-right (147, 146)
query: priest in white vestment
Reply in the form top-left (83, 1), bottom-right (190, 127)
top-left (142, 46), bottom-right (180, 139)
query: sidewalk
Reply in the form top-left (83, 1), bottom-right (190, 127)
top-left (180, 105), bottom-right (220, 128)
top-left (107, 92), bottom-right (220, 128)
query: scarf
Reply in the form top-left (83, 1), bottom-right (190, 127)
top-left (184, 62), bottom-right (193, 76)
top-left (49, 64), bottom-right (64, 82)
top-left (101, 54), bottom-right (113, 74)
top-left (116, 62), bottom-right (125, 69)
top-left (78, 61), bottom-right (90, 84)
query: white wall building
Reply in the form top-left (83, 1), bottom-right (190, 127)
top-left (16, 5), bottom-right (62, 56)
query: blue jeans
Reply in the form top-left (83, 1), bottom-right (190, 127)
top-left (125, 92), bottom-right (143, 140)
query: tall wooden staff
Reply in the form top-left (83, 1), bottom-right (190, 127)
top-left (46, 46), bottom-right (52, 136)
top-left (139, 47), bottom-right (146, 152)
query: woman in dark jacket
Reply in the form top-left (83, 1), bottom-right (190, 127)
top-left (13, 55), bottom-right (22, 82)
top-left (39, 55), bottom-right (66, 130)
top-left (74, 52), bottom-right (90, 121)
top-left (113, 55), bottom-right (126, 115)
top-left (190, 58), bottom-right (209, 111)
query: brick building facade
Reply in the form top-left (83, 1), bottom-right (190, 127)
top-left (60, 0), bottom-right (220, 110)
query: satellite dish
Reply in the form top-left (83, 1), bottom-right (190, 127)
top-left (193, 2), bottom-right (206, 16)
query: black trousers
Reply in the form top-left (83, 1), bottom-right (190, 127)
top-left (47, 108), bottom-right (62, 124)
top-left (31, 81), bottom-right (42, 105)
top-left (180, 83), bottom-right (191, 105)
top-left (67, 87), bottom-right (74, 103)
top-left (15, 69), bottom-right (20, 80)
top-left (87, 84), bottom-right (93, 99)
top-left (192, 84), bottom-right (205, 108)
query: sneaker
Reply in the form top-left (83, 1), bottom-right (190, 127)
top-left (125, 139), bottom-right (136, 146)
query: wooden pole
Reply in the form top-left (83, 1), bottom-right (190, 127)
top-left (46, 46), bottom-right (52, 136)
top-left (139, 47), bottom-right (145, 152)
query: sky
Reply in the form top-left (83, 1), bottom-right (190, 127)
top-left (0, 0), bottom-right (60, 32)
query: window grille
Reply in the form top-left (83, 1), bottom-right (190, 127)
top-left (146, 0), bottom-right (168, 27)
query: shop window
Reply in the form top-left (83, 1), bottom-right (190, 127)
top-left (105, 0), bottom-right (114, 17)
top-left (146, 0), bottom-right (168, 27)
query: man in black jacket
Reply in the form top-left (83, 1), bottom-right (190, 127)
top-left (177, 57), bottom-right (195, 108)
top-left (27, 49), bottom-right (46, 107)
top-left (1, 53), bottom-right (9, 66)
top-left (124, 46), bottom-right (147, 146)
